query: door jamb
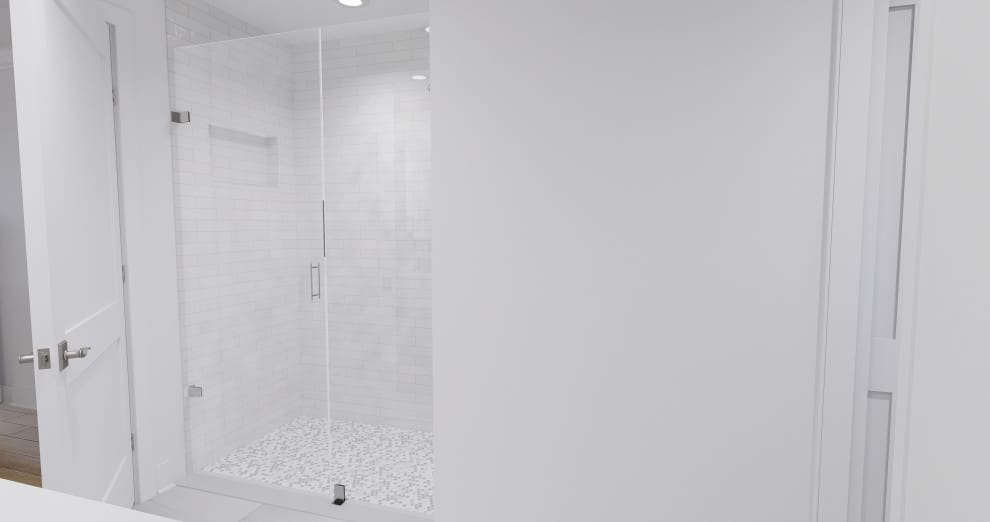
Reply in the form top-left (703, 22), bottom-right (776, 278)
top-left (96, 0), bottom-right (187, 503)
top-left (839, 1), bottom-right (932, 520)
top-left (814, 0), bottom-right (880, 519)
top-left (883, 0), bottom-right (934, 520)
top-left (106, 18), bottom-right (141, 501)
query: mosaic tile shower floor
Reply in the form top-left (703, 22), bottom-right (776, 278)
top-left (203, 417), bottom-right (434, 514)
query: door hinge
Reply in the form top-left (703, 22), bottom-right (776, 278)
top-left (131, 433), bottom-right (135, 452)
top-left (121, 264), bottom-right (126, 283)
top-left (112, 88), bottom-right (118, 107)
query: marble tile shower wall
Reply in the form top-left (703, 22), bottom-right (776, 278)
top-left (319, 30), bottom-right (432, 431)
top-left (167, 0), bottom-right (325, 469)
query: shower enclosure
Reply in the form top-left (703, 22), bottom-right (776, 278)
top-left (169, 19), bottom-right (432, 517)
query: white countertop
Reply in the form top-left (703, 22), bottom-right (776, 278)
top-left (0, 479), bottom-right (173, 521)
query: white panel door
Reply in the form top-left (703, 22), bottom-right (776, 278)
top-left (10, 0), bottom-right (134, 507)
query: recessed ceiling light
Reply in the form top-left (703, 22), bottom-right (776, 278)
top-left (411, 74), bottom-right (428, 81)
top-left (425, 26), bottom-right (430, 33)
top-left (338, 0), bottom-right (364, 6)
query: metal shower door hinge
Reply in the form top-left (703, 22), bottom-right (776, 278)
top-left (188, 385), bottom-right (203, 398)
top-left (171, 110), bottom-right (190, 123)
top-left (310, 263), bottom-right (321, 301)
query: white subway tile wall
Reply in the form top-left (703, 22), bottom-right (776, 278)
top-left (321, 30), bottom-right (432, 431)
top-left (208, 126), bottom-right (280, 187)
top-left (168, 0), bottom-right (325, 469)
top-left (166, 0), bottom-right (432, 472)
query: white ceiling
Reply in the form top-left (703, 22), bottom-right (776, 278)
top-left (202, 0), bottom-right (429, 34)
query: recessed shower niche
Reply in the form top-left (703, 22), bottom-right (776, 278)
top-left (168, 12), bottom-right (432, 518)
top-left (209, 126), bottom-right (279, 187)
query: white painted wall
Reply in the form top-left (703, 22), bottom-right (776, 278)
top-left (433, 2), bottom-right (838, 521)
top-left (0, 55), bottom-right (35, 409)
top-left (0, 3), bottom-right (11, 48)
top-left (895, 1), bottom-right (990, 520)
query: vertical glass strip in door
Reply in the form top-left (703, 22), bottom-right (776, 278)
top-left (170, 27), bottom-right (331, 494)
top-left (321, 20), bottom-right (434, 514)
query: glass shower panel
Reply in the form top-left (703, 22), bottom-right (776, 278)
top-left (170, 20), bottom-right (434, 515)
top-left (171, 29), bottom-right (329, 493)
top-left (321, 25), bottom-right (433, 514)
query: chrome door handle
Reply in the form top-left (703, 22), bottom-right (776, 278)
top-left (310, 263), bottom-right (321, 301)
top-left (18, 349), bottom-right (52, 370)
top-left (65, 347), bottom-right (90, 360)
top-left (57, 341), bottom-right (89, 371)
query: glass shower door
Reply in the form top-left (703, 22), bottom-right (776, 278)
top-left (170, 28), bottom-right (330, 495)
top-left (321, 23), bottom-right (434, 514)
top-left (170, 19), bottom-right (435, 516)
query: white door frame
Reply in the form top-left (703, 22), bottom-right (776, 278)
top-left (816, 0), bottom-right (883, 519)
top-left (843, 1), bottom-right (897, 519)
top-left (786, 1), bottom-right (936, 520)
top-left (839, 1), bottom-right (933, 521)
top-left (89, 0), bottom-right (187, 503)
top-left (883, 0), bottom-right (935, 520)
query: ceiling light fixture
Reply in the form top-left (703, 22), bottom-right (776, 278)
top-left (338, 0), bottom-right (364, 7)
top-left (411, 74), bottom-right (428, 81)
top-left (425, 26), bottom-right (431, 33)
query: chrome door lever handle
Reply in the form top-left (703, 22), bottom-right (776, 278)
top-left (57, 341), bottom-right (89, 371)
top-left (18, 348), bottom-right (52, 370)
top-left (64, 347), bottom-right (90, 360)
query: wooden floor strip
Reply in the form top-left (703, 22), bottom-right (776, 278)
top-left (0, 434), bottom-right (40, 458)
top-left (0, 466), bottom-right (42, 487)
top-left (0, 405), bottom-right (34, 415)
top-left (4, 413), bottom-right (38, 427)
top-left (0, 448), bottom-right (41, 475)
top-left (0, 407), bottom-right (41, 487)
top-left (10, 426), bottom-right (38, 442)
